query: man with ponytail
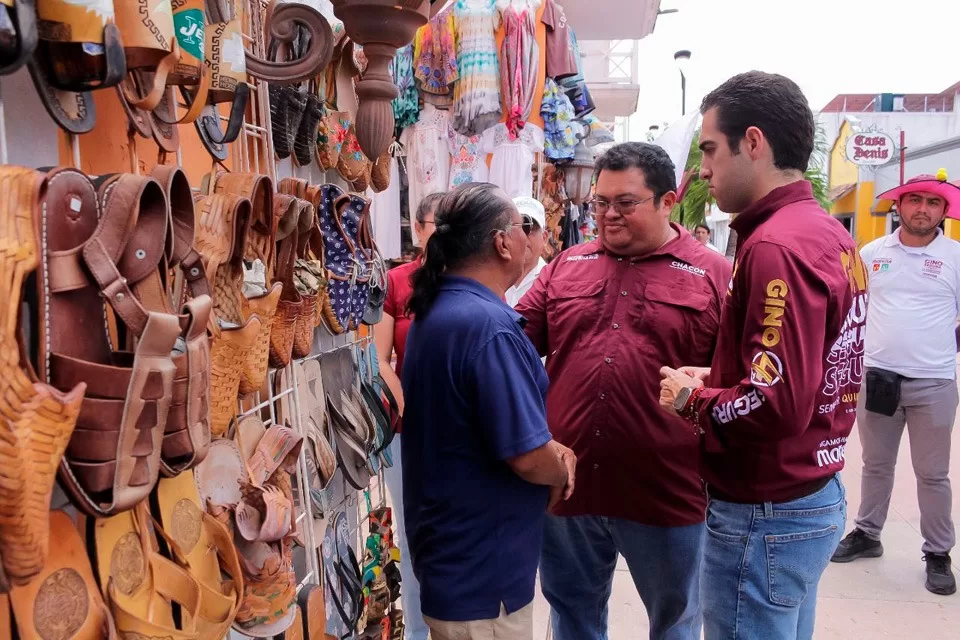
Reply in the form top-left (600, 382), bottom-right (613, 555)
top-left (400, 182), bottom-right (577, 640)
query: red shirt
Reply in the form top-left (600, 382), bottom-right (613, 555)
top-left (694, 181), bottom-right (868, 503)
top-left (517, 225), bottom-right (732, 526)
top-left (384, 257), bottom-right (420, 388)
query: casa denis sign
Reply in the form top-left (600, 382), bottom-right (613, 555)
top-left (845, 132), bottom-right (895, 166)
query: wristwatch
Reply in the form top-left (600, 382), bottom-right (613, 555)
top-left (674, 386), bottom-right (696, 415)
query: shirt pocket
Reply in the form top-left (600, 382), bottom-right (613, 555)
top-left (546, 279), bottom-right (606, 351)
top-left (636, 282), bottom-right (717, 363)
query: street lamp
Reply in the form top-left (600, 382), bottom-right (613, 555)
top-left (674, 49), bottom-right (691, 116)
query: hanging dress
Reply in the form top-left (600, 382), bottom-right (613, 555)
top-left (391, 44), bottom-right (420, 135)
top-left (487, 122), bottom-right (544, 198)
top-left (498, 0), bottom-right (539, 139)
top-left (541, 77), bottom-right (578, 162)
top-left (399, 104), bottom-right (451, 231)
top-left (452, 0), bottom-right (502, 136)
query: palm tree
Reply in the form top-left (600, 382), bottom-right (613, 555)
top-left (673, 125), bottom-right (832, 256)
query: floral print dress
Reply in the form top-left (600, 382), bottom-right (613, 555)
top-left (391, 44), bottom-right (420, 134)
top-left (541, 77), bottom-right (579, 162)
top-left (452, 0), bottom-right (502, 136)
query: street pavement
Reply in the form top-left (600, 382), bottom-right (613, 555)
top-left (533, 415), bottom-right (960, 639)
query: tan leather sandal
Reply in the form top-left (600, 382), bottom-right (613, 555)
top-left (195, 191), bottom-right (265, 435)
top-left (6, 511), bottom-right (117, 639)
top-left (152, 470), bottom-right (245, 639)
top-left (214, 173), bottom-right (280, 395)
top-left (85, 501), bottom-right (203, 639)
top-left (0, 166), bottom-right (85, 591)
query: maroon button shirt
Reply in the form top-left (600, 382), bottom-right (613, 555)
top-left (693, 181), bottom-right (868, 503)
top-left (517, 225), bottom-right (732, 526)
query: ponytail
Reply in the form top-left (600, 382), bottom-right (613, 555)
top-left (406, 232), bottom-right (446, 318)
top-left (404, 183), bottom-right (514, 319)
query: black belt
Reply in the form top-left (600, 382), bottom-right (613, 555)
top-left (708, 475), bottom-right (832, 505)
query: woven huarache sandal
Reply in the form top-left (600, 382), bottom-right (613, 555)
top-left (36, 169), bottom-right (180, 518)
top-left (214, 172), bottom-right (282, 394)
top-left (267, 193), bottom-right (303, 368)
top-left (6, 511), bottom-right (117, 639)
top-left (194, 191), bottom-right (264, 436)
top-left (0, 166), bottom-right (86, 591)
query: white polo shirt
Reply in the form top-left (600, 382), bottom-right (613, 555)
top-left (861, 229), bottom-right (960, 379)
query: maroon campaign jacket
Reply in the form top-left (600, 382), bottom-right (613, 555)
top-left (517, 225), bottom-right (731, 526)
top-left (694, 181), bottom-right (868, 503)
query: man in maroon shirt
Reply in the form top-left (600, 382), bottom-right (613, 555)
top-left (659, 72), bottom-right (868, 639)
top-left (517, 142), bottom-right (731, 639)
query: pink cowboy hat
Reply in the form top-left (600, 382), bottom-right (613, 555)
top-left (876, 169), bottom-right (960, 219)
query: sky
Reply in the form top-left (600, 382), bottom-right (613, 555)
top-left (626, 0), bottom-right (960, 136)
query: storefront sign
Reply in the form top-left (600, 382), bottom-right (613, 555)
top-left (846, 132), bottom-right (895, 166)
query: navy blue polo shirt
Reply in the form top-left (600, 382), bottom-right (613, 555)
top-left (401, 276), bottom-right (552, 622)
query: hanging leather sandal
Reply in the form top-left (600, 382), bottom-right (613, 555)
top-left (28, 0), bottom-right (126, 134)
top-left (150, 165), bottom-right (213, 477)
top-left (37, 169), bottom-right (181, 518)
top-left (0, 0), bottom-right (37, 76)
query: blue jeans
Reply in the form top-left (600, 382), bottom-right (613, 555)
top-left (383, 434), bottom-right (429, 640)
top-left (540, 515), bottom-right (704, 640)
top-left (702, 474), bottom-right (847, 640)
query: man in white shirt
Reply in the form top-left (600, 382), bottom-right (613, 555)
top-left (693, 223), bottom-right (722, 253)
top-left (506, 197), bottom-right (548, 308)
top-left (831, 171), bottom-right (960, 596)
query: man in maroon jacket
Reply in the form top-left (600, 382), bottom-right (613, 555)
top-left (659, 72), bottom-right (868, 639)
top-left (517, 142), bottom-right (730, 640)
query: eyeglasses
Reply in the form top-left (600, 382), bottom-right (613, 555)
top-left (504, 215), bottom-right (536, 236)
top-left (586, 195), bottom-right (655, 216)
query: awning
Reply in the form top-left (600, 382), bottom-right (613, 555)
top-left (828, 183), bottom-right (857, 203)
top-left (559, 0), bottom-right (661, 40)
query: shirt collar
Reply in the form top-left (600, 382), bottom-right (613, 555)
top-left (519, 258), bottom-right (547, 288)
top-left (439, 275), bottom-right (525, 325)
top-left (885, 228), bottom-right (948, 255)
top-left (730, 180), bottom-right (815, 238)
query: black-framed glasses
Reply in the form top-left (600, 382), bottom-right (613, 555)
top-left (586, 195), bottom-right (655, 216)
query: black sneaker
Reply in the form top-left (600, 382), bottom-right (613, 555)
top-left (923, 553), bottom-right (957, 595)
top-left (830, 528), bottom-right (883, 563)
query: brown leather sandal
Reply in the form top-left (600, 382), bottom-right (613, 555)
top-left (193, 17), bottom-right (250, 160)
top-left (0, 0), bottom-right (36, 76)
top-left (151, 165), bottom-right (213, 477)
top-left (37, 169), bottom-right (181, 517)
top-left (0, 166), bottom-right (85, 591)
top-left (27, 1), bottom-right (125, 133)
